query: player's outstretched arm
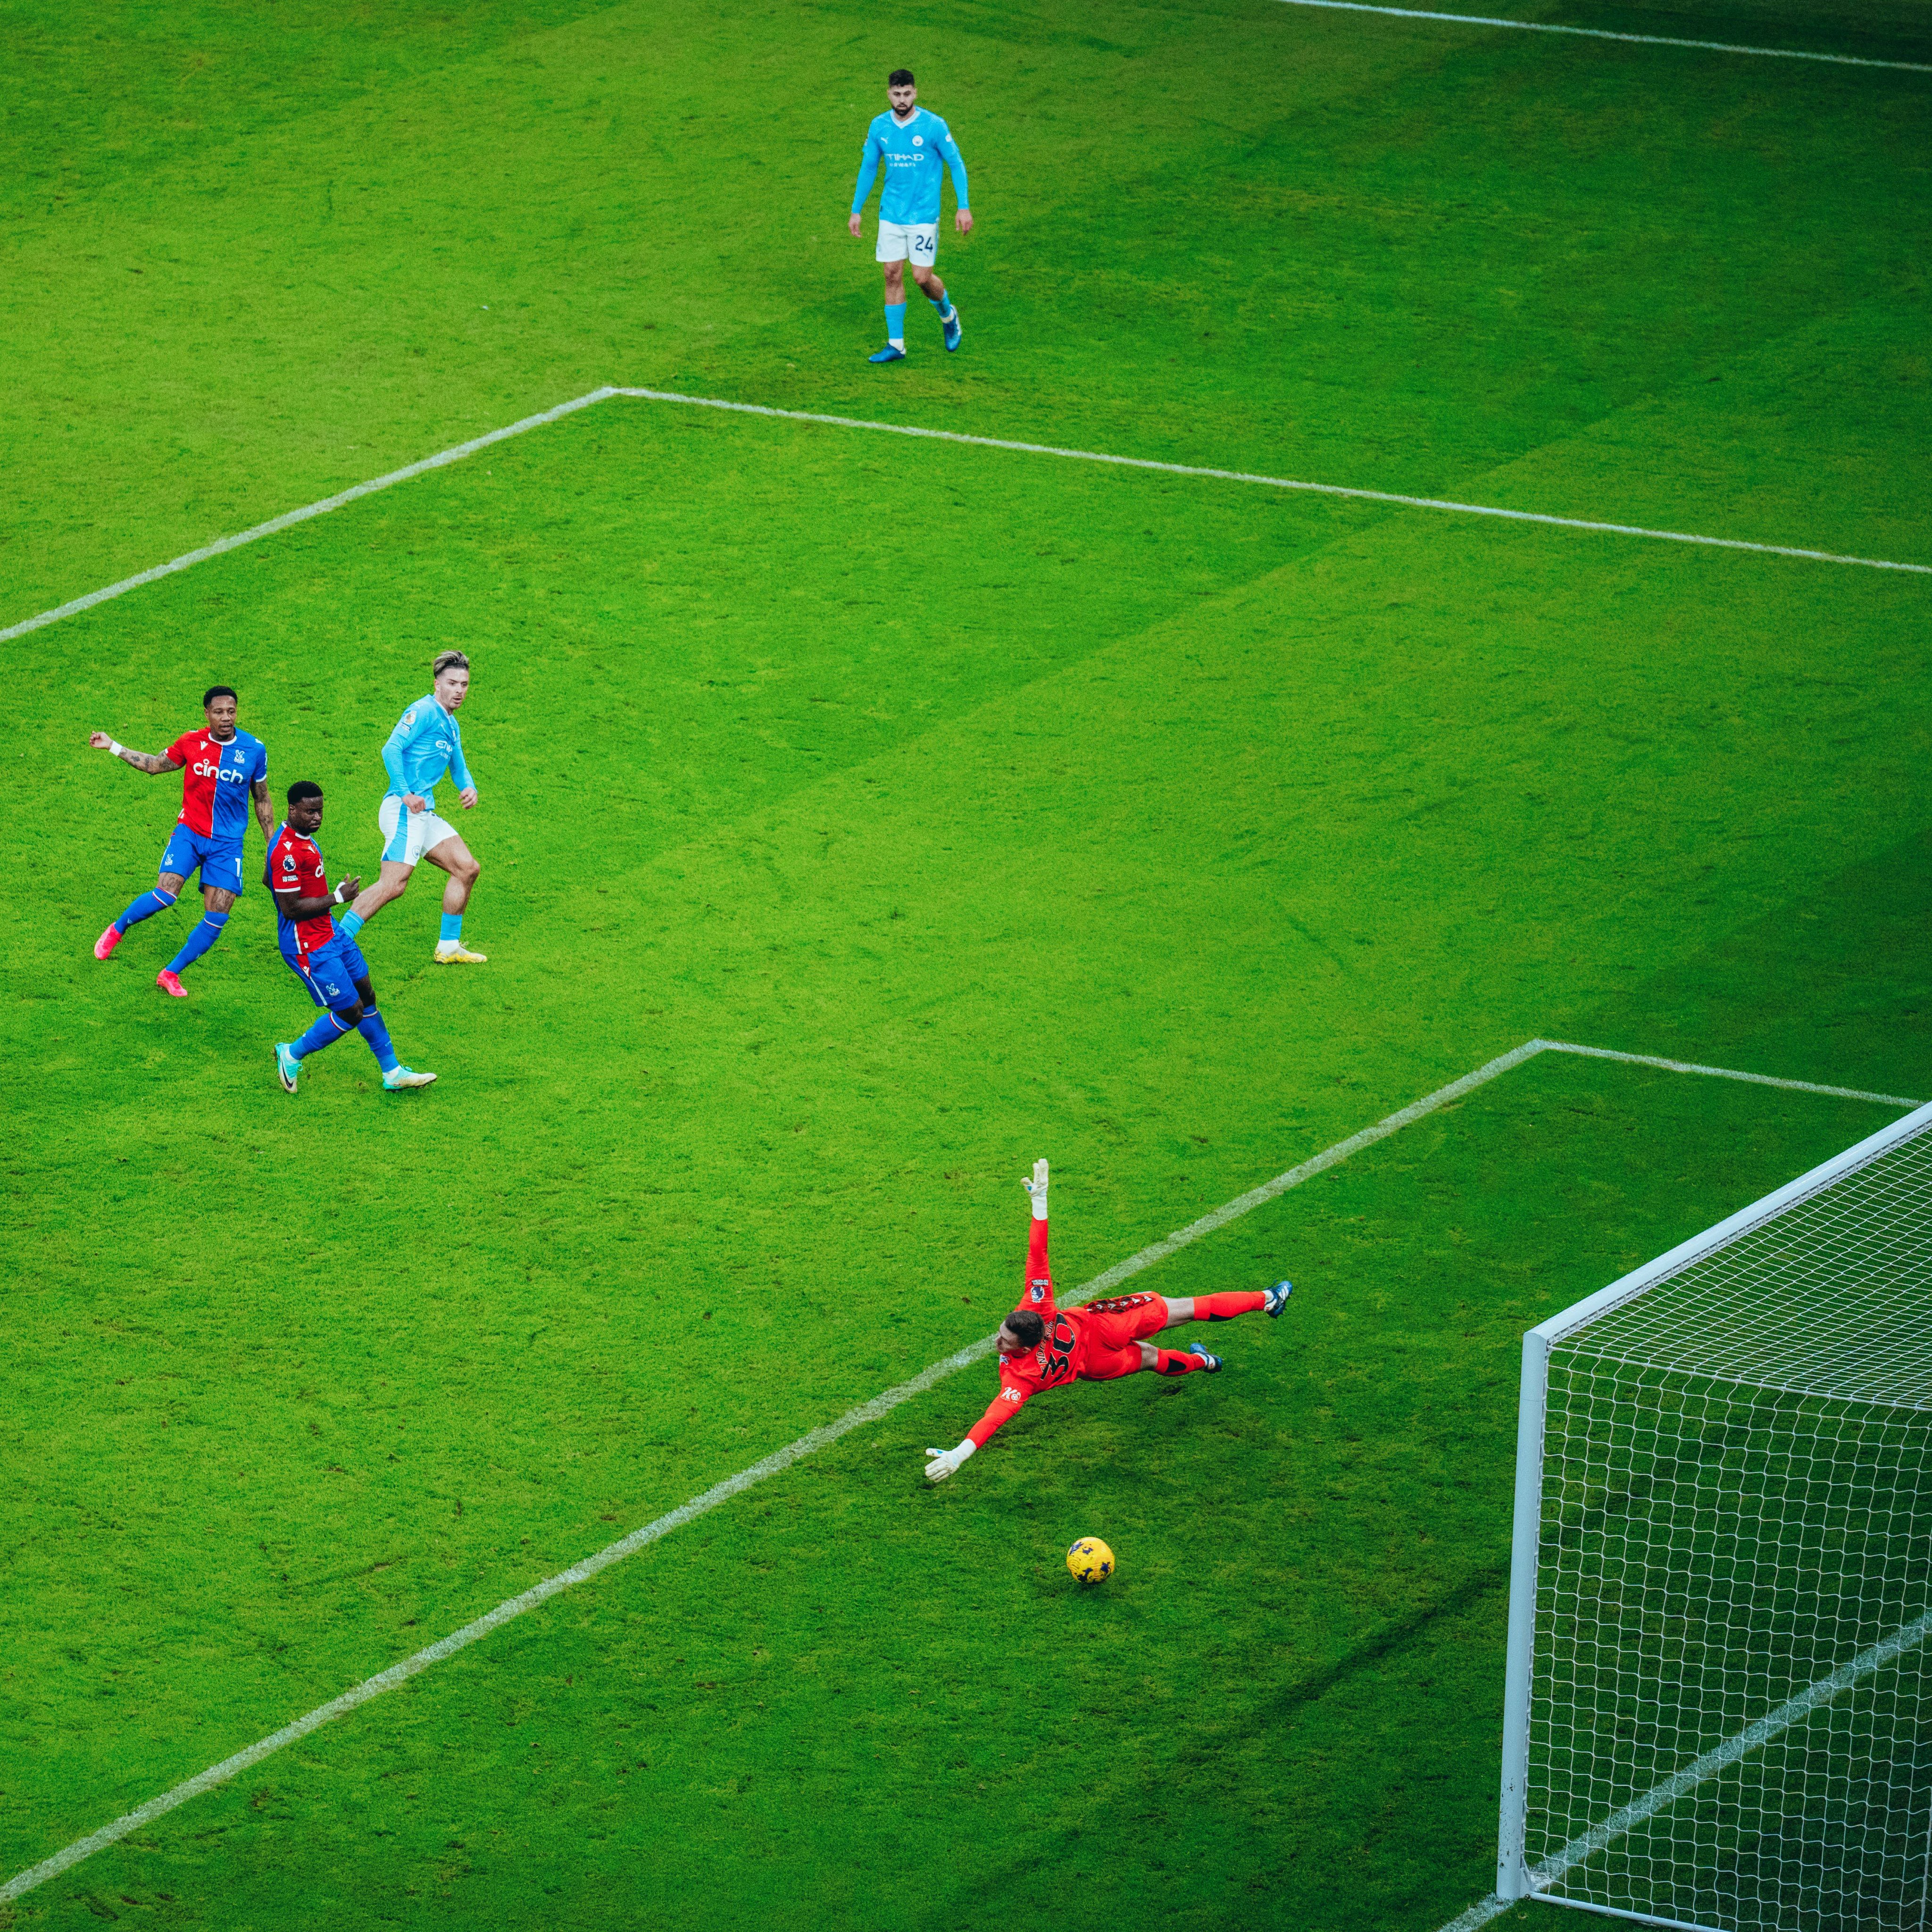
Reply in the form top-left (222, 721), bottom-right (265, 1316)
top-left (1021, 1157), bottom-right (1054, 1306)
top-left (88, 733), bottom-right (176, 775)
top-left (926, 1382), bottom-right (1029, 1481)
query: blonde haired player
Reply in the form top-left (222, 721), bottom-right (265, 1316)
top-left (924, 1161), bottom-right (1292, 1481)
top-left (336, 651), bottom-right (487, 963)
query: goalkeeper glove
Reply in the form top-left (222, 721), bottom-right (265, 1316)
top-left (1021, 1156), bottom-right (1048, 1219)
top-left (924, 1439), bottom-right (977, 1482)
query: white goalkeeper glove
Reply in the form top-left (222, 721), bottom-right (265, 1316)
top-left (1022, 1157), bottom-right (1049, 1219)
top-left (924, 1439), bottom-right (977, 1482)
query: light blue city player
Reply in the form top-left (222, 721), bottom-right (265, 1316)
top-left (337, 650), bottom-right (487, 964)
top-left (849, 67), bottom-right (972, 364)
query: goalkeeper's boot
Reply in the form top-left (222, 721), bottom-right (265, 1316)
top-left (383, 1065), bottom-right (438, 1091)
top-left (942, 306), bottom-right (963, 353)
top-left (94, 923), bottom-right (125, 961)
top-left (156, 969), bottom-right (187, 999)
top-left (867, 343), bottom-right (906, 364)
top-left (433, 943), bottom-right (488, 964)
top-left (1264, 1281), bottom-right (1293, 1318)
top-left (274, 1043), bottom-right (301, 1094)
top-left (1188, 1343), bottom-right (1224, 1373)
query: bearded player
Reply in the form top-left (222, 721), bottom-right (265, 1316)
top-left (89, 685), bottom-right (273, 997)
top-left (924, 1161), bottom-right (1292, 1481)
top-left (268, 781), bottom-right (436, 1094)
top-left (849, 69), bottom-right (971, 363)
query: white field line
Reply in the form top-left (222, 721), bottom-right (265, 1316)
top-left (610, 389), bottom-right (1932, 576)
top-left (1437, 1895), bottom-right (1513, 1932)
top-left (1537, 1040), bottom-right (1921, 1109)
top-left (1440, 1604), bottom-right (1932, 1930)
top-left (4, 387), bottom-right (1929, 647)
top-left (1271, 0), bottom-right (1932, 73)
top-left (0, 389), bottom-right (620, 644)
top-left (3, 1037), bottom-right (1916, 1904)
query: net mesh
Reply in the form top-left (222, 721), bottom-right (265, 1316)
top-left (1524, 1120), bottom-right (1932, 1932)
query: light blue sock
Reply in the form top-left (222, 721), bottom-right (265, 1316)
top-left (165, 910), bottom-right (227, 976)
top-left (439, 912), bottom-right (463, 946)
top-left (356, 1005), bottom-right (400, 1074)
top-left (338, 908), bottom-right (366, 940)
top-left (928, 291), bottom-right (951, 317)
top-left (292, 1011), bottom-right (352, 1060)
top-left (884, 301), bottom-right (906, 345)
top-left (116, 887), bottom-right (176, 931)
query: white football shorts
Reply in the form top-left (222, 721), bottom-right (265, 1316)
top-left (379, 792), bottom-right (461, 867)
top-left (875, 221), bottom-right (939, 266)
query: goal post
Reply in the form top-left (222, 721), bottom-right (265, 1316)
top-left (1496, 1099), bottom-right (1932, 1931)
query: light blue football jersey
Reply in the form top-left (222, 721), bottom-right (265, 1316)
top-left (381, 694), bottom-right (472, 810)
top-left (851, 108), bottom-right (969, 227)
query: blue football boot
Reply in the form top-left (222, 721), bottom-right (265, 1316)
top-left (867, 343), bottom-right (906, 364)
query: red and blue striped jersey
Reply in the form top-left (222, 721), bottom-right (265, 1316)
top-left (165, 728), bottom-right (266, 841)
top-left (266, 822), bottom-right (335, 960)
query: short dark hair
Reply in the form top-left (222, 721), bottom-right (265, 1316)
top-left (1004, 1308), bottom-right (1045, 1349)
top-left (287, 780), bottom-right (324, 804)
top-left (202, 685), bottom-right (238, 708)
top-left (888, 68), bottom-right (915, 88)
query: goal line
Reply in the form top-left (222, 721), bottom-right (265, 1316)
top-left (4, 383), bottom-right (1929, 648)
top-left (2, 1037), bottom-right (1915, 1906)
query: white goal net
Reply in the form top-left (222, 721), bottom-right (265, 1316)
top-left (1496, 1103), bottom-right (1932, 1932)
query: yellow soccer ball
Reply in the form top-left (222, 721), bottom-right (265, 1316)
top-left (1066, 1537), bottom-right (1115, 1587)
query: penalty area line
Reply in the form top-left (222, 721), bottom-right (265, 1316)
top-left (3, 1037), bottom-right (1917, 1903)
top-left (1270, 0), bottom-right (1932, 73)
top-left (4, 384), bottom-right (1929, 645)
top-left (609, 389), bottom-right (1932, 576)
top-left (0, 389), bottom-right (621, 645)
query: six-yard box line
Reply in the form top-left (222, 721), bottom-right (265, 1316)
top-left (3, 1036), bottom-right (1921, 1905)
top-left (4, 383), bottom-right (1930, 649)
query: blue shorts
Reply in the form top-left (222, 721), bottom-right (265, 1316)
top-left (283, 932), bottom-right (370, 1014)
top-left (160, 824), bottom-right (244, 896)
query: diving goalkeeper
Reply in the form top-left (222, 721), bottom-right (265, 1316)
top-left (924, 1160), bottom-right (1291, 1481)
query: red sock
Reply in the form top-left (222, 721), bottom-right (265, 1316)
top-left (1155, 1349), bottom-right (1208, 1375)
top-left (1193, 1291), bottom-right (1265, 1321)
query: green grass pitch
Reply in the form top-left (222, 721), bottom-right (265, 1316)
top-left (3, 0), bottom-right (1930, 1925)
